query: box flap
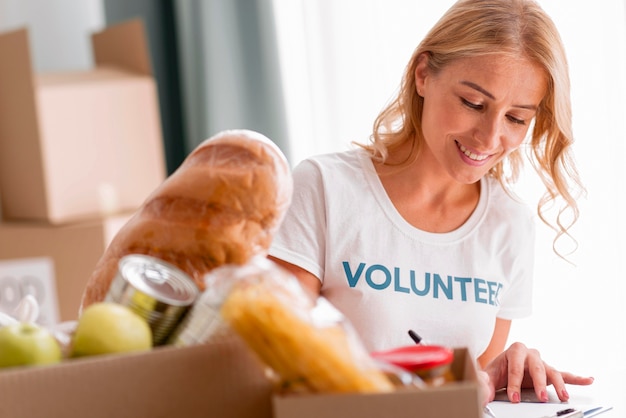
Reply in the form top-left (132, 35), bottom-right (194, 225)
top-left (91, 19), bottom-right (152, 76)
top-left (0, 27), bottom-right (48, 218)
top-left (36, 67), bottom-right (147, 87)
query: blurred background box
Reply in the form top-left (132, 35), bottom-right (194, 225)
top-left (0, 19), bottom-right (165, 224)
top-left (0, 213), bottom-right (131, 322)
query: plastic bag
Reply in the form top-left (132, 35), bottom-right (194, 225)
top-left (183, 256), bottom-right (397, 394)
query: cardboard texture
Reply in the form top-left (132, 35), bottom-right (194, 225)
top-left (0, 336), bottom-right (274, 418)
top-left (0, 330), bottom-right (480, 418)
top-left (273, 348), bottom-right (483, 418)
top-left (0, 214), bottom-right (131, 322)
top-left (0, 19), bottom-right (166, 224)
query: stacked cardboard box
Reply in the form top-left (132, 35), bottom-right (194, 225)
top-left (0, 19), bottom-right (166, 323)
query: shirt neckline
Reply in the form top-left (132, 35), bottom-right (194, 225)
top-left (356, 148), bottom-right (488, 244)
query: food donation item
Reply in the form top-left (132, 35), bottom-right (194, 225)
top-left (198, 257), bottom-right (395, 394)
top-left (105, 254), bottom-right (199, 345)
top-left (371, 344), bottom-right (455, 385)
top-left (70, 302), bottom-right (153, 358)
top-left (0, 322), bottom-right (62, 368)
top-left (79, 129), bottom-right (293, 311)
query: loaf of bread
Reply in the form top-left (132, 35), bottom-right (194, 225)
top-left (79, 129), bottom-right (292, 310)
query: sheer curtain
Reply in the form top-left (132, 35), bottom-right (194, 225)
top-left (272, 0), bottom-right (626, 373)
top-left (174, 0), bottom-right (290, 156)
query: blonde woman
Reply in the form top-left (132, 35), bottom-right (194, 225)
top-left (269, 0), bottom-right (593, 404)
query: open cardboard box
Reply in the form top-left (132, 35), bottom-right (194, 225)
top-left (273, 348), bottom-right (483, 418)
top-left (0, 335), bottom-right (481, 418)
top-left (0, 19), bottom-right (166, 224)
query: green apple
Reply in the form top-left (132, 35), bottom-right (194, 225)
top-left (71, 302), bottom-right (152, 358)
top-left (0, 322), bottom-right (62, 368)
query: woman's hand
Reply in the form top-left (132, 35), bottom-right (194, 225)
top-left (480, 342), bottom-right (594, 405)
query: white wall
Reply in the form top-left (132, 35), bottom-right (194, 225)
top-left (0, 0), bottom-right (105, 72)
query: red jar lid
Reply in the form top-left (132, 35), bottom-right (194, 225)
top-left (370, 345), bottom-right (454, 372)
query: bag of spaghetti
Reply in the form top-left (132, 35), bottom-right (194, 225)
top-left (187, 256), bottom-right (396, 394)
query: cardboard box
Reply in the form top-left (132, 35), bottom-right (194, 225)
top-left (0, 336), bottom-right (275, 418)
top-left (273, 348), bottom-right (483, 418)
top-left (0, 331), bottom-right (481, 418)
top-left (0, 19), bottom-right (166, 224)
top-left (0, 214), bottom-right (131, 322)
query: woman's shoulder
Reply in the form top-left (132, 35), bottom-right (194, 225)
top-left (293, 148), bottom-right (364, 178)
top-left (483, 176), bottom-right (535, 226)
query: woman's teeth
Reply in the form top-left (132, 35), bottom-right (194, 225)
top-left (457, 142), bottom-right (489, 161)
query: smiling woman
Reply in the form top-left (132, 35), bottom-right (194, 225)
top-left (415, 54), bottom-right (548, 185)
top-left (269, 0), bottom-right (626, 395)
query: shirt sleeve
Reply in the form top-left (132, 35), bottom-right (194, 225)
top-left (496, 208), bottom-right (536, 320)
top-left (269, 158), bottom-right (327, 281)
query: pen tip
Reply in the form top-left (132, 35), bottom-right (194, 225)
top-left (408, 329), bottom-right (422, 344)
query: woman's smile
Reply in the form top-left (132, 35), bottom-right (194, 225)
top-left (455, 140), bottom-right (491, 165)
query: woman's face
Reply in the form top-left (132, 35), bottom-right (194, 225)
top-left (415, 53), bottom-right (547, 184)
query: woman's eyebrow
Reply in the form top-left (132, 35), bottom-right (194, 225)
top-left (460, 80), bottom-right (495, 99)
top-left (460, 80), bottom-right (538, 110)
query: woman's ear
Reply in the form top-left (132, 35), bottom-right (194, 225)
top-left (414, 53), bottom-right (430, 96)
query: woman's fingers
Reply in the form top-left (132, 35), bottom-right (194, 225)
top-left (547, 366), bottom-right (569, 401)
top-left (502, 342), bottom-right (530, 403)
top-left (484, 342), bottom-right (595, 404)
top-left (523, 348), bottom-right (550, 402)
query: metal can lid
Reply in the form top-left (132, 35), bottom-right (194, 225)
top-left (118, 254), bottom-right (199, 306)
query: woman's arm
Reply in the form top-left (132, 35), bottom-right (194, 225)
top-left (478, 318), bottom-right (511, 368)
top-left (268, 256), bottom-right (322, 297)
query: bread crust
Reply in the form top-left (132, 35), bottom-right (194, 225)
top-left (79, 129), bottom-right (292, 311)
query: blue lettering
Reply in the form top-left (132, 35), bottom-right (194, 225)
top-left (411, 271), bottom-right (430, 296)
top-left (433, 274), bottom-right (453, 300)
top-left (343, 263), bottom-right (504, 306)
top-left (365, 264), bottom-right (391, 290)
top-left (487, 281), bottom-right (499, 306)
top-left (394, 267), bottom-right (410, 294)
top-left (454, 277), bottom-right (472, 301)
top-left (494, 283), bottom-right (503, 306)
top-left (343, 261), bottom-right (365, 288)
top-left (474, 278), bottom-right (488, 304)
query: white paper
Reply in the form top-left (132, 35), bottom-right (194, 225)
top-left (486, 388), bottom-right (613, 418)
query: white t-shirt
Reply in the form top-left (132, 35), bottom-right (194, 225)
top-left (269, 148), bottom-right (535, 358)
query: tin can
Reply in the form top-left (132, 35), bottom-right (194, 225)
top-left (105, 254), bottom-right (199, 346)
top-left (166, 285), bottom-right (228, 347)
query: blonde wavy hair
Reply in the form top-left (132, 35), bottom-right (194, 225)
top-left (360, 0), bottom-right (585, 257)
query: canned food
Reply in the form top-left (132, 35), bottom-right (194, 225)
top-left (167, 285), bottom-right (227, 347)
top-left (105, 254), bottom-right (199, 346)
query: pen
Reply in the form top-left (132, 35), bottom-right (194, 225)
top-left (583, 406), bottom-right (613, 417)
top-left (541, 408), bottom-right (584, 418)
top-left (408, 329), bottom-right (422, 344)
top-left (483, 405), bottom-right (497, 418)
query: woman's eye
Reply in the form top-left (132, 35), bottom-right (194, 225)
top-left (507, 115), bottom-right (526, 125)
top-left (461, 98), bottom-right (482, 110)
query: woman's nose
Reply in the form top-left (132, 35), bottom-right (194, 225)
top-left (474, 114), bottom-right (502, 147)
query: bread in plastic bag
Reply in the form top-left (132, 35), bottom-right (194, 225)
top-left (80, 129), bottom-right (293, 311)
